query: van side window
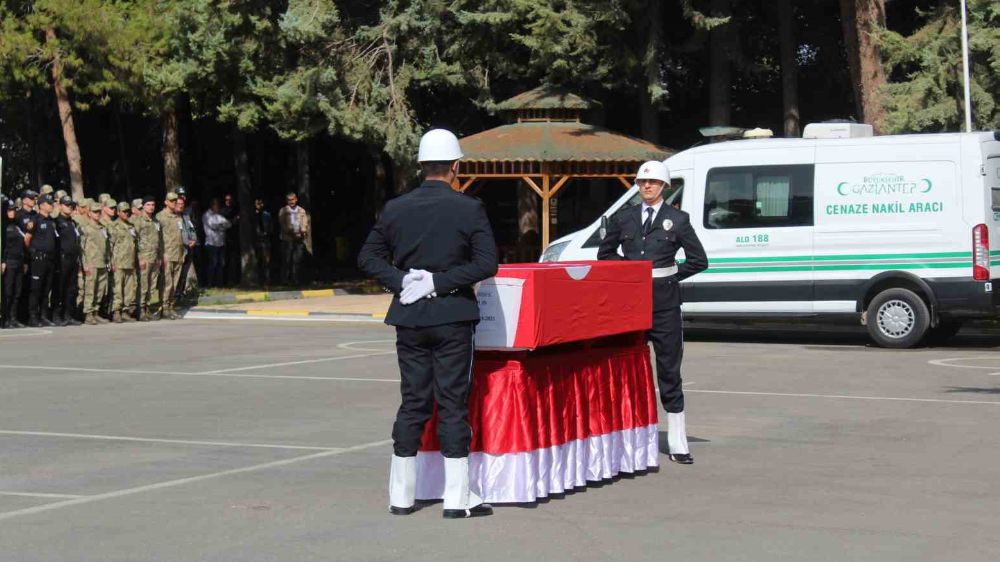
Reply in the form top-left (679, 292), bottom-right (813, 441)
top-left (703, 164), bottom-right (814, 229)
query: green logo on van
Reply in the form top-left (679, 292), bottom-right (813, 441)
top-left (836, 173), bottom-right (932, 196)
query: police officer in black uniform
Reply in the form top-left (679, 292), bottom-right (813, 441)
top-left (358, 129), bottom-right (498, 519)
top-left (598, 160), bottom-right (708, 465)
top-left (26, 194), bottom-right (59, 327)
top-left (2, 196), bottom-right (27, 328)
top-left (54, 196), bottom-right (82, 326)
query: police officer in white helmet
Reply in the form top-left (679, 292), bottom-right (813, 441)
top-left (358, 128), bottom-right (499, 518)
top-left (598, 161), bottom-right (708, 464)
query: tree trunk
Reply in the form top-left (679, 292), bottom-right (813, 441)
top-left (46, 27), bottom-right (84, 200)
top-left (368, 151), bottom-right (388, 220)
top-left (840, 0), bottom-right (887, 132)
top-left (161, 105), bottom-right (182, 193)
top-left (708, 0), bottom-right (732, 126)
top-left (114, 103), bottom-right (134, 201)
top-left (856, 0), bottom-right (887, 133)
top-left (232, 129), bottom-right (258, 287)
top-left (640, 0), bottom-right (662, 143)
top-left (296, 141), bottom-right (311, 209)
top-left (777, 0), bottom-right (800, 138)
top-left (391, 160), bottom-right (412, 195)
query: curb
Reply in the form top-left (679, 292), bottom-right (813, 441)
top-left (186, 307), bottom-right (385, 322)
top-left (196, 288), bottom-right (347, 306)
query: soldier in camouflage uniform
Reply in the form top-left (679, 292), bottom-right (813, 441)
top-left (134, 196), bottom-right (162, 321)
top-left (156, 192), bottom-right (185, 320)
top-left (97, 198), bottom-right (117, 321)
top-left (80, 200), bottom-right (110, 325)
top-left (109, 201), bottom-right (138, 323)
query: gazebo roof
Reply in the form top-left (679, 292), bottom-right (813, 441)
top-left (460, 121), bottom-right (673, 163)
top-left (494, 85), bottom-right (599, 112)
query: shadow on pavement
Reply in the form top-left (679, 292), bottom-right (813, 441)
top-left (683, 321), bottom-right (1000, 349)
top-left (943, 386), bottom-right (1000, 395)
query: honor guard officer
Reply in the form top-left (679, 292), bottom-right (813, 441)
top-left (2, 197), bottom-right (27, 328)
top-left (54, 197), bottom-right (82, 326)
top-left (598, 161), bottom-right (708, 464)
top-left (358, 129), bottom-right (499, 519)
top-left (26, 195), bottom-right (58, 327)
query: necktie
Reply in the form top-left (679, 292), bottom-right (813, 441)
top-left (643, 207), bottom-right (654, 235)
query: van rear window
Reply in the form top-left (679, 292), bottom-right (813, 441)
top-left (704, 164), bottom-right (814, 229)
top-left (992, 188), bottom-right (1000, 212)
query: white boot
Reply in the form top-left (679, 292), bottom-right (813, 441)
top-left (667, 412), bottom-right (691, 457)
top-left (388, 455), bottom-right (416, 514)
top-left (442, 457), bottom-right (492, 519)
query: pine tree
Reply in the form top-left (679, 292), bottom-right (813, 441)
top-left (881, 0), bottom-right (999, 133)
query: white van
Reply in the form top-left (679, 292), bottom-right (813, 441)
top-left (541, 127), bottom-right (1000, 348)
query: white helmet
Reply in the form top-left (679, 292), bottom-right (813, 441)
top-left (635, 160), bottom-right (669, 183)
top-left (417, 129), bottom-right (464, 163)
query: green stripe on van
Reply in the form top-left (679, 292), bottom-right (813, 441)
top-left (702, 262), bottom-right (969, 274)
top-left (708, 251), bottom-right (971, 264)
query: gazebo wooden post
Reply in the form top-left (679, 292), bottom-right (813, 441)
top-left (541, 174), bottom-right (551, 249)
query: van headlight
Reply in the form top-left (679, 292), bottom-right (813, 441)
top-left (540, 241), bottom-right (570, 262)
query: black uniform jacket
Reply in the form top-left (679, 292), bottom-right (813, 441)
top-left (598, 203), bottom-right (708, 311)
top-left (358, 180), bottom-right (499, 328)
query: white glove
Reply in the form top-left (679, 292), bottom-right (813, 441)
top-left (400, 269), bottom-right (435, 305)
top-left (401, 269), bottom-right (424, 290)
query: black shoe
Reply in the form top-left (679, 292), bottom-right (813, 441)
top-left (27, 317), bottom-right (41, 328)
top-left (8, 319), bottom-right (24, 329)
top-left (668, 453), bottom-right (694, 465)
top-left (443, 503), bottom-right (493, 519)
top-left (389, 505), bottom-right (415, 516)
top-left (66, 317), bottom-right (82, 326)
top-left (40, 317), bottom-right (55, 327)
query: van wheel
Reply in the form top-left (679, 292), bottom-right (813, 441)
top-left (865, 288), bottom-right (930, 348)
top-left (925, 321), bottom-right (963, 346)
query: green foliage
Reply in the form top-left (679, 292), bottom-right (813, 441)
top-left (882, 0), bottom-right (999, 133)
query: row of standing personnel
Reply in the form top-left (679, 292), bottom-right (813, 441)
top-left (2, 188), bottom-right (190, 328)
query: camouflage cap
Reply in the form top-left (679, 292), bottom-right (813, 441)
top-left (131, 198), bottom-right (143, 209)
top-left (165, 191), bottom-right (179, 201)
top-left (117, 201), bottom-right (131, 212)
top-left (14, 197), bottom-right (22, 208)
top-left (89, 201), bottom-right (102, 212)
top-left (55, 189), bottom-right (68, 200)
top-left (40, 184), bottom-right (54, 195)
top-left (80, 197), bottom-right (94, 208)
top-left (105, 198), bottom-right (118, 209)
top-left (98, 193), bottom-right (110, 203)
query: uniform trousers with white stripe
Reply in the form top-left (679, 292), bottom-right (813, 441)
top-left (392, 321), bottom-right (475, 459)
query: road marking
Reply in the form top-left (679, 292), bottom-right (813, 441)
top-left (928, 356), bottom-right (1000, 376)
top-left (337, 339), bottom-right (395, 353)
top-left (0, 491), bottom-right (86, 499)
top-left (200, 351), bottom-right (396, 374)
top-left (0, 439), bottom-right (393, 522)
top-left (0, 328), bottom-right (53, 339)
top-left (0, 430), bottom-right (340, 451)
top-left (183, 313), bottom-right (382, 323)
top-left (0, 364), bottom-right (397, 382)
top-left (687, 389), bottom-right (1000, 405)
top-left (0, 365), bottom-right (203, 376)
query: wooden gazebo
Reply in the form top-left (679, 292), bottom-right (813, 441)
top-left (457, 86), bottom-right (674, 250)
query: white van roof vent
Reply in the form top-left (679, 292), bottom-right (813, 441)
top-left (802, 122), bottom-right (873, 139)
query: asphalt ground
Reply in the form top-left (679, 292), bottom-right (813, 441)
top-left (1, 319), bottom-right (999, 562)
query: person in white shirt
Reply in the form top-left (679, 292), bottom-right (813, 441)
top-left (202, 198), bottom-right (232, 287)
